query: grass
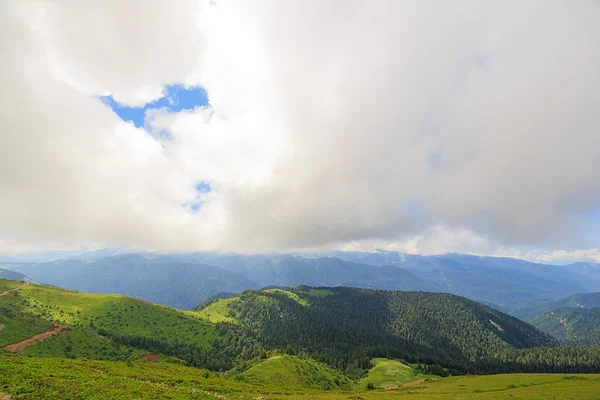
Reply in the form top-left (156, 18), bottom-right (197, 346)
top-left (0, 280), bottom-right (23, 292)
top-left (0, 305), bottom-right (53, 347)
top-left (1, 354), bottom-right (600, 399)
top-left (239, 355), bottom-right (352, 390)
top-left (357, 358), bottom-right (437, 389)
top-left (0, 281), bottom-right (217, 348)
top-left (196, 298), bottom-right (237, 323)
top-left (264, 289), bottom-right (309, 306)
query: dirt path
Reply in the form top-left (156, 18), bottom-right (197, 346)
top-left (0, 283), bottom-right (28, 297)
top-left (2, 324), bottom-right (67, 353)
top-left (403, 378), bottom-right (426, 387)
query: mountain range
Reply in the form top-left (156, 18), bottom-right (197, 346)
top-left (3, 250), bottom-right (599, 313)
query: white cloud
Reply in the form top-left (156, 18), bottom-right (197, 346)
top-left (342, 225), bottom-right (492, 256)
top-left (495, 248), bottom-right (600, 265)
top-left (1, 0), bottom-right (600, 254)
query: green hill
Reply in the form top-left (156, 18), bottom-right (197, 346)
top-left (239, 354), bottom-right (352, 390)
top-left (358, 358), bottom-right (438, 389)
top-left (213, 286), bottom-right (560, 375)
top-left (0, 282), bottom-right (216, 347)
top-left (0, 279), bottom-right (218, 363)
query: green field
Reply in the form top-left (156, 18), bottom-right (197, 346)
top-left (0, 283), bottom-right (216, 348)
top-left (358, 358), bottom-right (437, 389)
top-left (1, 354), bottom-right (600, 400)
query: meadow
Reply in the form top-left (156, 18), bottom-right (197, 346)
top-left (1, 354), bottom-right (600, 400)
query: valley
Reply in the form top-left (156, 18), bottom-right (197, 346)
top-left (2, 252), bottom-right (600, 399)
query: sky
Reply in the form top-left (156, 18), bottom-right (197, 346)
top-left (1, 0), bottom-right (600, 264)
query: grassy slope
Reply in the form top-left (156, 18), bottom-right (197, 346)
top-left (0, 280), bottom-right (23, 292)
top-left (0, 307), bottom-right (53, 347)
top-left (196, 297), bottom-right (237, 323)
top-left (239, 355), bottom-right (352, 390)
top-left (0, 280), bottom-right (216, 348)
top-left (264, 289), bottom-right (309, 306)
top-left (1, 354), bottom-right (600, 400)
top-left (358, 358), bottom-right (437, 389)
top-left (1, 282), bottom-right (54, 346)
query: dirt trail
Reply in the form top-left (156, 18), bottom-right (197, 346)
top-left (0, 283), bottom-right (28, 297)
top-left (403, 378), bottom-right (426, 387)
top-left (2, 324), bottom-right (67, 353)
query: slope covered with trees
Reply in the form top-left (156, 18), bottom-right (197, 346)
top-left (529, 307), bottom-right (600, 346)
top-left (195, 286), bottom-right (600, 375)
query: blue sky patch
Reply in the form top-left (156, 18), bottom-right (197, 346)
top-left (427, 152), bottom-right (442, 169)
top-left (101, 85), bottom-right (209, 128)
top-left (195, 181), bottom-right (212, 193)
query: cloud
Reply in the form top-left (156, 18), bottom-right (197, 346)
top-left (495, 248), bottom-right (600, 265)
top-left (342, 225), bottom-right (492, 255)
top-left (1, 0), bottom-right (600, 253)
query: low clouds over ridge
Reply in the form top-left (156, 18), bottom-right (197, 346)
top-left (1, 0), bottom-right (599, 255)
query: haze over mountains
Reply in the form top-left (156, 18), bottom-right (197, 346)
top-left (3, 250), bottom-right (600, 312)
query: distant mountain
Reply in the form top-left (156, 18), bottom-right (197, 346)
top-left (174, 253), bottom-right (435, 292)
top-left (8, 249), bottom-right (600, 313)
top-left (529, 307), bottom-right (600, 346)
top-left (13, 254), bottom-right (258, 309)
top-left (563, 262), bottom-right (600, 281)
top-left (0, 268), bottom-right (30, 282)
top-left (509, 292), bottom-right (600, 320)
top-left (330, 251), bottom-right (600, 310)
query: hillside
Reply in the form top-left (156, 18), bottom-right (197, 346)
top-left (509, 292), bottom-right (600, 320)
top-left (12, 254), bottom-right (258, 309)
top-left (529, 307), bottom-right (600, 346)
